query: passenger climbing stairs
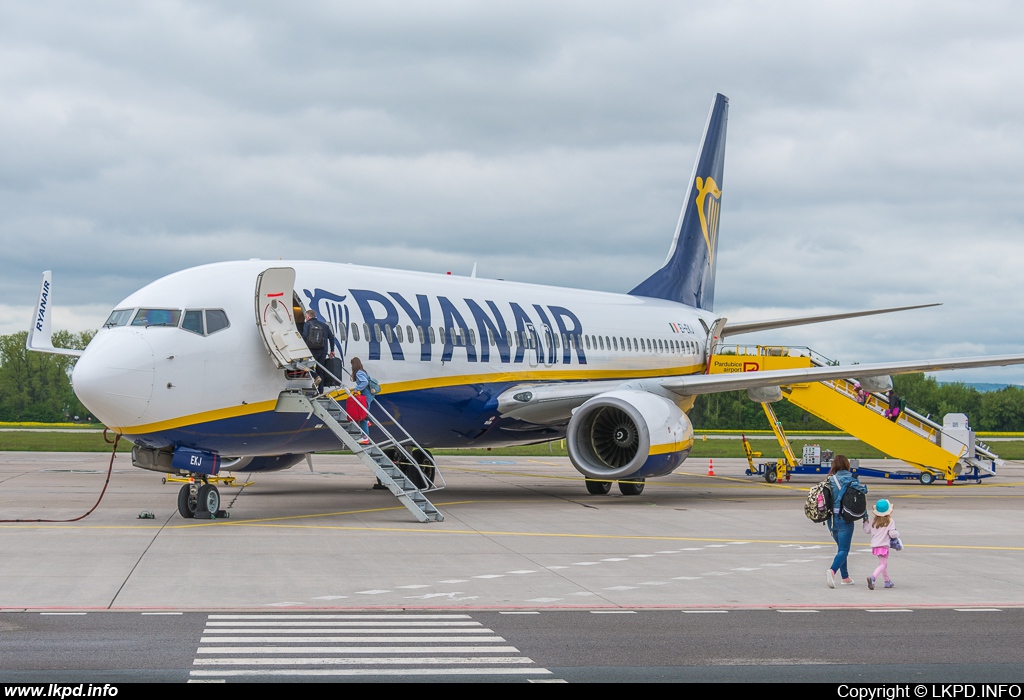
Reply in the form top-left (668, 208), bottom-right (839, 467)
top-left (274, 388), bottom-right (445, 523)
top-left (710, 346), bottom-right (1001, 481)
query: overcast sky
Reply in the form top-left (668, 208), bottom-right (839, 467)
top-left (3, 1), bottom-right (1024, 383)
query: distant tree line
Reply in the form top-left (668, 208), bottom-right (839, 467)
top-left (0, 331), bottom-right (94, 422)
top-left (689, 374), bottom-right (1024, 432)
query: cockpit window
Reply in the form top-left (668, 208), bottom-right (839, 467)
top-left (205, 309), bottom-right (230, 334)
top-left (132, 309), bottom-right (181, 327)
top-left (181, 310), bottom-right (204, 335)
top-left (104, 309), bottom-right (134, 327)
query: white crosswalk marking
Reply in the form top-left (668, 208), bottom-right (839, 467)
top-left (190, 613), bottom-right (553, 681)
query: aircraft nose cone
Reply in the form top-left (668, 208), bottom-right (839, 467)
top-left (72, 330), bottom-right (155, 427)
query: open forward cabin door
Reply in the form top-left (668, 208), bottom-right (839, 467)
top-left (255, 267), bottom-right (314, 369)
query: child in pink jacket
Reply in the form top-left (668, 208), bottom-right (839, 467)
top-left (864, 499), bottom-right (900, 589)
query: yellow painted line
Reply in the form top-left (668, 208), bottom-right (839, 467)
top-left (168, 500), bottom-right (481, 528)
top-left (7, 501), bottom-right (1024, 551)
top-left (110, 364), bottom-right (706, 433)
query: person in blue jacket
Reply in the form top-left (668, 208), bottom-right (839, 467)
top-left (825, 454), bottom-right (868, 588)
top-left (350, 357), bottom-right (374, 445)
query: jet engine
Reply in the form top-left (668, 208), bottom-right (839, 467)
top-left (566, 389), bottom-right (694, 480)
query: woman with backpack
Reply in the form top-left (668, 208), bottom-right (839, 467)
top-left (350, 357), bottom-right (378, 445)
top-left (825, 455), bottom-right (868, 588)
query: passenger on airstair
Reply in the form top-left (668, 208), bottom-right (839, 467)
top-left (351, 357), bottom-right (375, 445)
top-left (886, 390), bottom-right (904, 422)
top-left (854, 382), bottom-right (869, 406)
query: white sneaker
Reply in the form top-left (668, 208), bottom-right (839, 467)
top-left (826, 569), bottom-right (835, 589)
top-left (841, 578), bottom-right (855, 585)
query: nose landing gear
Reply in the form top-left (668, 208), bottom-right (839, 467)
top-left (175, 480), bottom-right (229, 519)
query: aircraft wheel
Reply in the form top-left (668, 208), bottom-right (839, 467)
top-left (618, 479), bottom-right (645, 496)
top-left (197, 484), bottom-right (220, 514)
top-left (421, 466), bottom-right (436, 487)
top-left (585, 479), bottom-right (612, 495)
top-left (177, 484), bottom-right (197, 519)
top-left (919, 471), bottom-right (935, 485)
top-left (765, 467), bottom-right (778, 483)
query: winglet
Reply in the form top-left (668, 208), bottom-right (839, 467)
top-left (26, 271), bottom-right (84, 357)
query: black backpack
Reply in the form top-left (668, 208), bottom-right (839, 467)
top-left (831, 475), bottom-right (867, 522)
top-left (306, 321), bottom-right (325, 350)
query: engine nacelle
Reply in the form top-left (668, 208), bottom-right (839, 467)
top-left (566, 389), bottom-right (694, 480)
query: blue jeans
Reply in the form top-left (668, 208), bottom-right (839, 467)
top-left (829, 517), bottom-right (854, 579)
top-left (358, 393), bottom-right (375, 438)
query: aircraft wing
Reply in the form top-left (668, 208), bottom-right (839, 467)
top-left (659, 353), bottom-right (1024, 396)
top-left (496, 353), bottom-right (1024, 425)
top-left (720, 303), bottom-right (940, 338)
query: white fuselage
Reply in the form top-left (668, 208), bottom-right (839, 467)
top-left (73, 260), bottom-right (716, 456)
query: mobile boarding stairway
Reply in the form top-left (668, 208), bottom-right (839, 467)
top-left (256, 266), bottom-right (445, 522)
top-left (711, 346), bottom-right (1001, 484)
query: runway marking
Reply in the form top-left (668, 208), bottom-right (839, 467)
top-left (777, 610), bottom-right (820, 613)
top-left (866, 609), bottom-right (913, 613)
top-left (590, 610), bottom-right (635, 614)
top-left (40, 612), bottom-right (86, 615)
top-left (954, 608), bottom-right (1002, 612)
top-left (190, 612), bottom-right (552, 681)
top-left (141, 611), bottom-right (183, 615)
top-left (682, 610), bottom-right (728, 614)
top-left (526, 598), bottom-right (562, 603)
top-left (499, 611), bottom-right (539, 615)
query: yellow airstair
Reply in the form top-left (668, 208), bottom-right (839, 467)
top-left (709, 346), bottom-right (1000, 482)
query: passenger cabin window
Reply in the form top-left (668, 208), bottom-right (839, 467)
top-left (133, 309), bottom-right (181, 327)
top-left (351, 323), bottom-right (361, 342)
top-left (104, 309), bottom-right (134, 327)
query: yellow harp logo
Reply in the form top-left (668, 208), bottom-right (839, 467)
top-left (695, 176), bottom-right (722, 266)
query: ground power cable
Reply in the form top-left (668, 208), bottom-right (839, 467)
top-left (0, 429), bottom-right (120, 523)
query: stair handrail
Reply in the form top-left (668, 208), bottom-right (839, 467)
top-left (305, 359), bottom-right (445, 492)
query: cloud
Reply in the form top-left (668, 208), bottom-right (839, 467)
top-left (2, 0), bottom-right (1024, 385)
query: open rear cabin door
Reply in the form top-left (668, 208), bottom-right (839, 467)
top-left (255, 267), bottom-right (314, 369)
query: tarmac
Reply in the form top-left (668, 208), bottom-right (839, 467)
top-left (1, 451), bottom-right (1022, 611)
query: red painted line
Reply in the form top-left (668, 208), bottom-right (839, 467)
top-left (5, 603), bottom-right (1024, 613)
top-left (266, 292), bottom-right (284, 297)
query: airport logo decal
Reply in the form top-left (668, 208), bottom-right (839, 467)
top-left (695, 176), bottom-right (722, 266)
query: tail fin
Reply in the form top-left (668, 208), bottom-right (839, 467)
top-left (629, 93), bottom-right (728, 310)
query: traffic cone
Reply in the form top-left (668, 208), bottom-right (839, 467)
top-left (707, 458), bottom-right (715, 477)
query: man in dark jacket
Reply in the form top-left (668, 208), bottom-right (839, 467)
top-left (301, 310), bottom-right (338, 388)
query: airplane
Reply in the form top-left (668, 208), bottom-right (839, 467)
top-left (26, 93), bottom-right (1024, 520)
